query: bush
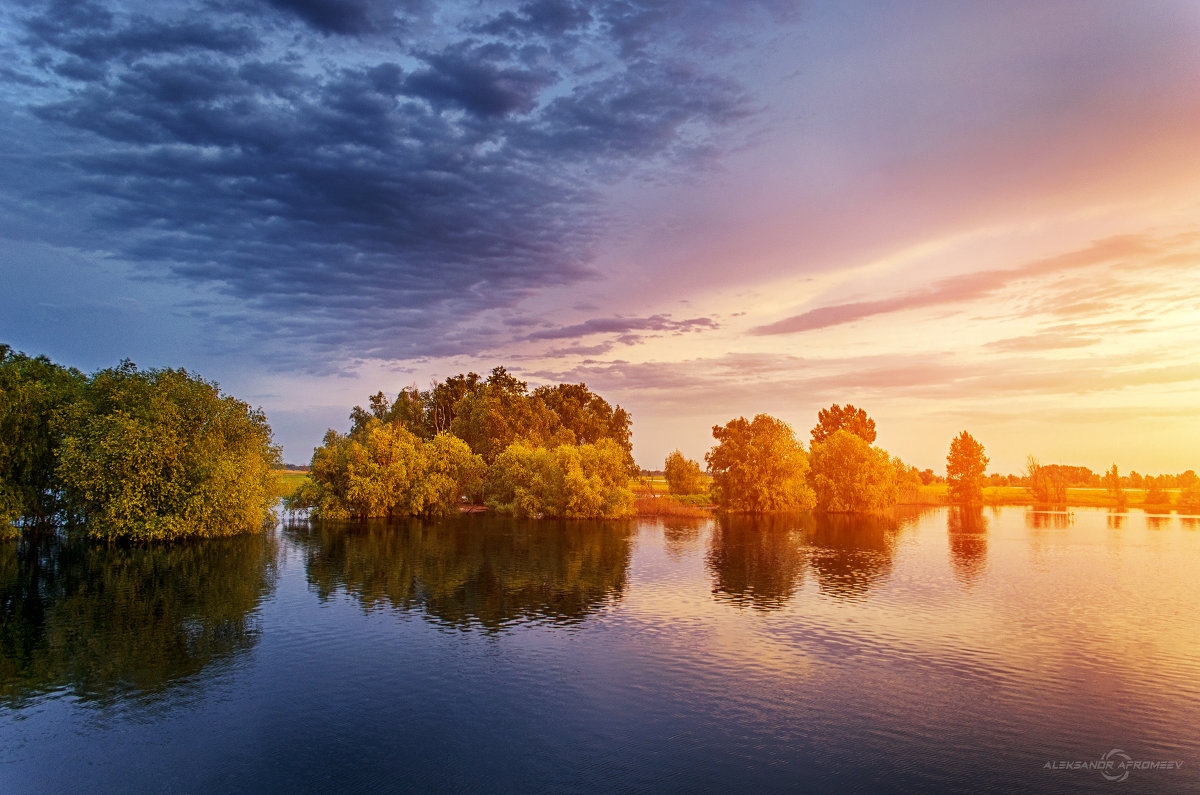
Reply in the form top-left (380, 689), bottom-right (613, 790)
top-left (55, 362), bottom-right (281, 540)
top-left (484, 439), bottom-right (634, 519)
top-left (809, 429), bottom-right (897, 513)
top-left (290, 421), bottom-right (484, 520)
top-left (664, 450), bottom-right (706, 495)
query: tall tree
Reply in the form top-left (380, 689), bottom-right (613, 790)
top-left (664, 450), bottom-right (706, 495)
top-left (0, 346), bottom-right (86, 529)
top-left (946, 431), bottom-right (988, 505)
top-left (810, 404), bottom-right (877, 445)
top-left (1103, 464), bottom-right (1125, 507)
top-left (706, 415), bottom-right (815, 513)
top-left (533, 382), bottom-right (634, 472)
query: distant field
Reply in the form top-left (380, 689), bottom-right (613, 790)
top-left (275, 471), bottom-right (309, 499)
top-left (910, 484), bottom-right (1182, 508)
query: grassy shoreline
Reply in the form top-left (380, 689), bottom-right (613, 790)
top-left (904, 484), bottom-right (1187, 510)
top-left (277, 472), bottom-right (1192, 516)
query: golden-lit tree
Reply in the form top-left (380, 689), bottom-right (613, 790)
top-left (664, 450), bottom-right (706, 495)
top-left (1103, 464), bottom-right (1125, 507)
top-left (810, 403), bottom-right (877, 445)
top-left (809, 429), bottom-right (897, 513)
top-left (483, 439), bottom-right (635, 519)
top-left (705, 414), bottom-right (815, 513)
top-left (945, 431), bottom-right (988, 505)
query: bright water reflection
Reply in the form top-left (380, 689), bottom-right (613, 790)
top-left (1, 508), bottom-right (1198, 793)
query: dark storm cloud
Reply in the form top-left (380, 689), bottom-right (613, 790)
top-left (9, 0), bottom-right (768, 369)
top-left (477, 0), bottom-right (592, 38)
top-left (404, 45), bottom-right (552, 117)
top-left (26, 1), bottom-right (260, 62)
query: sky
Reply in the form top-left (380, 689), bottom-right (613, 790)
top-left (2, 0), bottom-right (1199, 474)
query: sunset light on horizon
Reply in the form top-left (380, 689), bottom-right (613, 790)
top-left (2, 0), bottom-right (1198, 475)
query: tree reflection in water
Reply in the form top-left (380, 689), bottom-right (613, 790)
top-left (946, 507), bottom-right (989, 586)
top-left (0, 531), bottom-right (279, 707)
top-left (806, 513), bottom-right (900, 601)
top-left (706, 511), bottom-right (906, 608)
top-left (706, 514), bottom-right (812, 610)
top-left (661, 519), bottom-right (707, 560)
top-left (286, 516), bottom-right (633, 630)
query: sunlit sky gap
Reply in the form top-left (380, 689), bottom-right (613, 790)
top-left (2, 0), bottom-right (1198, 473)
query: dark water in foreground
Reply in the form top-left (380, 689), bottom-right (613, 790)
top-left (2, 508), bottom-right (1198, 793)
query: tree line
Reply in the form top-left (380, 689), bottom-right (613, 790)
top-left (663, 405), bottom-right (931, 513)
top-left (6, 343), bottom-right (1197, 539)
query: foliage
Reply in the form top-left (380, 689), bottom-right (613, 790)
top-left (810, 403), bottom-right (877, 445)
top-left (809, 429), bottom-right (898, 513)
top-left (1023, 457), bottom-right (1068, 504)
top-left (894, 459), bottom-right (923, 504)
top-left (533, 382), bottom-right (634, 470)
top-left (483, 439), bottom-right (635, 519)
top-left (0, 346), bottom-right (86, 527)
top-left (343, 367), bottom-right (634, 471)
top-left (53, 362), bottom-right (282, 541)
top-left (664, 449), bottom-right (706, 495)
top-left (1103, 464), bottom-right (1125, 506)
top-left (451, 370), bottom-right (570, 464)
top-left (1179, 481), bottom-right (1200, 514)
top-left (1143, 479), bottom-right (1171, 511)
top-left (292, 421), bottom-right (484, 520)
top-left (946, 431), bottom-right (988, 505)
top-left (705, 414), bottom-right (815, 513)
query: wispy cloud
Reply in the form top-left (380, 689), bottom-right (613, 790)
top-left (752, 235), bottom-right (1151, 335)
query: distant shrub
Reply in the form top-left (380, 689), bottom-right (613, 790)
top-left (664, 450), bottom-right (706, 495)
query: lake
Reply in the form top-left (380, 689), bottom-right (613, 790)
top-left (2, 507), bottom-right (1198, 793)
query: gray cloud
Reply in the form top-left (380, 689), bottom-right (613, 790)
top-left (527, 314), bottom-right (718, 341)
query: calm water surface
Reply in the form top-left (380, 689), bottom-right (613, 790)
top-left (2, 508), bottom-right (1198, 793)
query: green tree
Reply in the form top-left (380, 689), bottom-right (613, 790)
top-left (705, 414), bottom-right (815, 513)
top-left (292, 421), bottom-right (484, 520)
top-left (1103, 464), bottom-right (1125, 507)
top-left (55, 362), bottom-right (281, 540)
top-left (811, 403), bottom-right (877, 445)
top-left (533, 382), bottom-right (634, 473)
top-left (484, 439), bottom-right (634, 519)
top-left (0, 346), bottom-right (86, 530)
top-left (450, 368), bottom-right (569, 464)
top-left (664, 450), bottom-right (706, 495)
top-left (945, 431), bottom-right (988, 505)
top-left (809, 429), bottom-right (897, 513)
